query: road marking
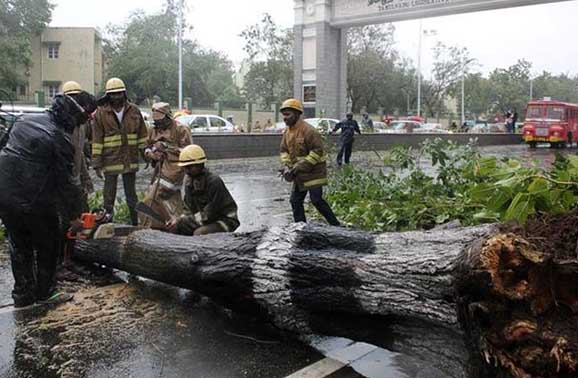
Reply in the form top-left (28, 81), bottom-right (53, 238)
top-left (284, 357), bottom-right (346, 378)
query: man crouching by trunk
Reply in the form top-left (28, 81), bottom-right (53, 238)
top-left (0, 91), bottom-right (97, 307)
top-left (166, 144), bottom-right (239, 236)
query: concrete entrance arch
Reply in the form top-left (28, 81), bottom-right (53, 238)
top-left (293, 0), bottom-right (571, 118)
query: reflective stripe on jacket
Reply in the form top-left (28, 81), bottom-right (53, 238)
top-left (280, 119), bottom-right (328, 190)
top-left (92, 103), bottom-right (148, 174)
top-left (146, 121), bottom-right (192, 191)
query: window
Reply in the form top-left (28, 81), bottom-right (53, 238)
top-left (191, 116), bottom-right (207, 129)
top-left (47, 44), bottom-right (59, 59)
top-left (546, 106), bottom-right (565, 121)
top-left (47, 85), bottom-right (58, 98)
top-left (210, 117), bottom-right (226, 127)
top-left (303, 85), bottom-right (316, 103)
top-left (526, 106), bottom-right (542, 119)
top-left (18, 85), bottom-right (26, 96)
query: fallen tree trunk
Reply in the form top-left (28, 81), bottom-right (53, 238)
top-left (75, 222), bottom-right (578, 378)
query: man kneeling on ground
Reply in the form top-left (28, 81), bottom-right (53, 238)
top-left (166, 144), bottom-right (240, 236)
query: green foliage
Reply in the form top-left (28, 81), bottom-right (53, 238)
top-left (0, 226), bottom-right (5, 243)
top-left (104, 5), bottom-right (239, 107)
top-left (326, 139), bottom-right (578, 232)
top-left (347, 24), bottom-right (414, 114)
top-left (240, 14), bottom-right (293, 107)
top-left (0, 0), bottom-right (53, 90)
top-left (88, 190), bottom-right (145, 224)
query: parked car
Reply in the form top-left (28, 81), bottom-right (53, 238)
top-left (305, 118), bottom-right (340, 133)
top-left (373, 121), bottom-right (389, 133)
top-left (418, 123), bottom-right (450, 134)
top-left (175, 114), bottom-right (236, 133)
top-left (264, 118), bottom-right (340, 134)
top-left (264, 121), bottom-right (287, 133)
top-left (385, 120), bottom-right (423, 133)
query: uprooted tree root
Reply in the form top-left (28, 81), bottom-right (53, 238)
top-left (456, 211), bottom-right (578, 378)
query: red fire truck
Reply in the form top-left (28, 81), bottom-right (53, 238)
top-left (522, 99), bottom-right (578, 148)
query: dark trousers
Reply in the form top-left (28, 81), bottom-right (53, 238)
top-left (337, 140), bottom-right (354, 165)
top-left (290, 187), bottom-right (340, 226)
top-left (103, 172), bottom-right (138, 225)
top-left (2, 211), bottom-right (60, 306)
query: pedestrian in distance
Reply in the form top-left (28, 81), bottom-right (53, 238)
top-left (0, 90), bottom-right (97, 307)
top-left (361, 113), bottom-right (374, 133)
top-left (279, 98), bottom-right (340, 226)
top-left (141, 102), bottom-right (192, 229)
top-left (166, 144), bottom-right (240, 236)
top-left (332, 112), bottom-right (361, 166)
top-left (92, 78), bottom-right (148, 225)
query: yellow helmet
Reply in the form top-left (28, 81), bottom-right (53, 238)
top-left (63, 81), bottom-right (82, 95)
top-left (280, 98), bottom-right (304, 113)
top-left (105, 78), bottom-right (126, 94)
top-left (178, 144), bottom-right (207, 167)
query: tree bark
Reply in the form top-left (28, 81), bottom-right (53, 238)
top-left (75, 222), bottom-right (578, 378)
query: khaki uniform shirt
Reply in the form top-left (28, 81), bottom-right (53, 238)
top-left (92, 103), bottom-right (148, 175)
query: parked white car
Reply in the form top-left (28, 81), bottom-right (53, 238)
top-left (373, 121), bottom-right (390, 133)
top-left (305, 118), bottom-right (340, 133)
top-left (383, 120), bottom-right (423, 133)
top-left (175, 114), bottom-right (236, 133)
top-left (264, 121), bottom-right (287, 133)
top-left (418, 123), bottom-right (450, 134)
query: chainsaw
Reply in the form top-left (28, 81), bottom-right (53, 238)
top-left (66, 210), bottom-right (111, 240)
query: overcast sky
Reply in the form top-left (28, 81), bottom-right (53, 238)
top-left (49, 0), bottom-right (578, 78)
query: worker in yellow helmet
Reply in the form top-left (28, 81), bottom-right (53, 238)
top-left (279, 98), bottom-right (340, 226)
top-left (92, 78), bottom-right (148, 225)
top-left (60, 81), bottom-right (97, 269)
top-left (140, 102), bottom-right (192, 229)
top-left (166, 144), bottom-right (239, 236)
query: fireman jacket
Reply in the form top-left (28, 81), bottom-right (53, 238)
top-left (177, 169), bottom-right (240, 234)
top-left (0, 113), bottom-right (82, 221)
top-left (92, 103), bottom-right (148, 175)
top-left (146, 121), bottom-right (192, 192)
top-left (280, 119), bottom-right (328, 190)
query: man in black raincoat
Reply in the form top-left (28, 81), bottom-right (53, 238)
top-left (0, 92), bottom-right (96, 307)
top-left (332, 112), bottom-right (361, 166)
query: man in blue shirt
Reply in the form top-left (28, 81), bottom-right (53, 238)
top-left (332, 112), bottom-right (361, 166)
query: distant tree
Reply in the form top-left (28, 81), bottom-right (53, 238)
top-left (346, 24), bottom-right (418, 115)
top-left (240, 14), bottom-right (293, 108)
top-left (487, 59), bottom-right (532, 115)
top-left (0, 0), bottom-right (53, 92)
top-left (422, 42), bottom-right (475, 118)
top-left (104, 3), bottom-right (237, 107)
top-left (530, 72), bottom-right (578, 104)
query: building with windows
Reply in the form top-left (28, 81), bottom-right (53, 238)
top-left (18, 27), bottom-right (105, 104)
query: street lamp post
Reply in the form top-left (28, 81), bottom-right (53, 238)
top-left (417, 21), bottom-right (422, 118)
top-left (461, 60), bottom-right (465, 125)
top-left (178, 0), bottom-right (184, 109)
top-left (416, 21), bottom-right (436, 118)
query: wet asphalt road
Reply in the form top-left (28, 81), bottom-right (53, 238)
top-left (0, 144), bottom-right (574, 378)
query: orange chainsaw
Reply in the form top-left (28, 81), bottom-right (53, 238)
top-left (66, 210), bottom-right (110, 240)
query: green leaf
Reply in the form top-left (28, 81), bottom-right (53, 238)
top-left (504, 193), bottom-right (534, 224)
top-left (528, 178), bottom-right (548, 194)
top-left (567, 155), bottom-right (578, 169)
